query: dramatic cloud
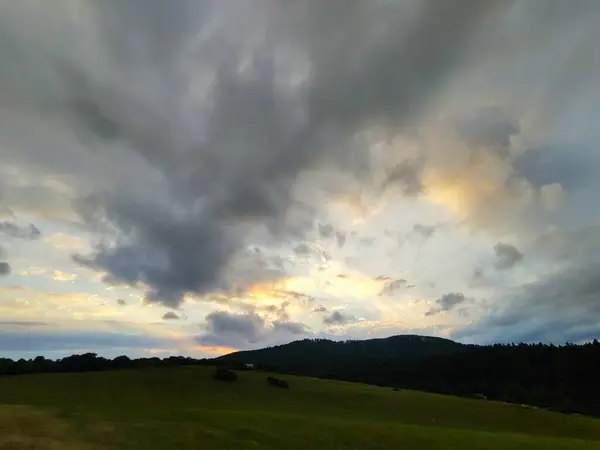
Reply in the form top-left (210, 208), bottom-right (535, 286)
top-left (323, 310), bottom-right (358, 326)
top-left (197, 310), bottom-right (309, 348)
top-left (2, 1), bottom-right (600, 351)
top-left (425, 292), bottom-right (466, 316)
top-left (0, 0), bottom-right (509, 308)
top-left (494, 243), bottom-right (524, 270)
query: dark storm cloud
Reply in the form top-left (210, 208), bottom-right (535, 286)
top-left (425, 292), bottom-right (466, 316)
top-left (323, 310), bottom-right (357, 326)
top-left (196, 310), bottom-right (309, 348)
top-left (0, 262), bottom-right (11, 276)
top-left (494, 242), bottom-right (524, 270)
top-left (0, 1), bottom-right (508, 308)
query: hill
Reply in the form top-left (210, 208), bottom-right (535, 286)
top-left (216, 334), bottom-right (471, 375)
top-left (1, 366), bottom-right (600, 449)
top-left (215, 335), bottom-right (600, 417)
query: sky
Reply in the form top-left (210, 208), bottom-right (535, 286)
top-left (1, 0), bottom-right (600, 360)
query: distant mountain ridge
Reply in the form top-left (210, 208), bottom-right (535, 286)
top-left (215, 334), bottom-right (474, 376)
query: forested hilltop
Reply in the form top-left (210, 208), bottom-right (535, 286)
top-left (217, 335), bottom-right (600, 417)
top-left (1, 335), bottom-right (599, 417)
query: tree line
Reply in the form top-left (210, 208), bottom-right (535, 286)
top-left (0, 353), bottom-right (212, 375)
top-left (1, 338), bottom-right (599, 417)
top-left (219, 337), bottom-right (600, 417)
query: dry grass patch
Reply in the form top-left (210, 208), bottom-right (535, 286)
top-left (0, 405), bottom-right (97, 450)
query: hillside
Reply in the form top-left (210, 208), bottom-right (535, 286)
top-left (1, 366), bottom-right (600, 449)
top-left (216, 334), bottom-right (471, 375)
top-left (215, 335), bottom-right (600, 417)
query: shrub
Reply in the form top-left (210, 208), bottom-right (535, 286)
top-left (266, 376), bottom-right (289, 388)
top-left (214, 368), bottom-right (238, 382)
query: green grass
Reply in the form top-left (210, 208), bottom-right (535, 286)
top-left (1, 367), bottom-right (599, 449)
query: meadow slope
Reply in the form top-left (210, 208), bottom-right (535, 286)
top-left (1, 366), bottom-right (599, 449)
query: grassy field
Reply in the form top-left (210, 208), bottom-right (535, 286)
top-left (1, 366), bottom-right (599, 449)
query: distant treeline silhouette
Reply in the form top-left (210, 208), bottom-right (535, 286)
top-left (0, 353), bottom-right (212, 375)
top-left (1, 336), bottom-right (599, 417)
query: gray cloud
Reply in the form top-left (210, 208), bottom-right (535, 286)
top-left (318, 223), bottom-right (335, 239)
top-left (425, 292), bottom-right (466, 316)
top-left (0, 328), bottom-right (176, 353)
top-left (116, 299), bottom-right (126, 306)
top-left (380, 279), bottom-right (408, 296)
top-left (272, 320), bottom-right (308, 335)
top-left (494, 242), bottom-right (524, 270)
top-left (323, 310), bottom-right (357, 326)
top-left (257, 301), bottom-right (291, 322)
top-left (456, 226), bottom-right (600, 344)
top-left (0, 221), bottom-right (41, 239)
top-left (412, 224), bottom-right (437, 239)
top-left (456, 106), bottom-right (520, 158)
top-left (0, 0), bottom-right (509, 308)
top-left (382, 160), bottom-right (424, 196)
top-left (197, 310), bottom-right (309, 348)
top-left (293, 242), bottom-right (312, 256)
top-left (2, 0), bottom-right (600, 353)
top-left (313, 305), bottom-right (328, 313)
top-left (0, 262), bottom-right (11, 276)
top-left (454, 263), bottom-right (600, 345)
top-left (336, 232), bottom-right (347, 248)
top-left (514, 146), bottom-right (600, 192)
top-left (0, 220), bottom-right (41, 277)
top-left (162, 311), bottom-right (180, 321)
